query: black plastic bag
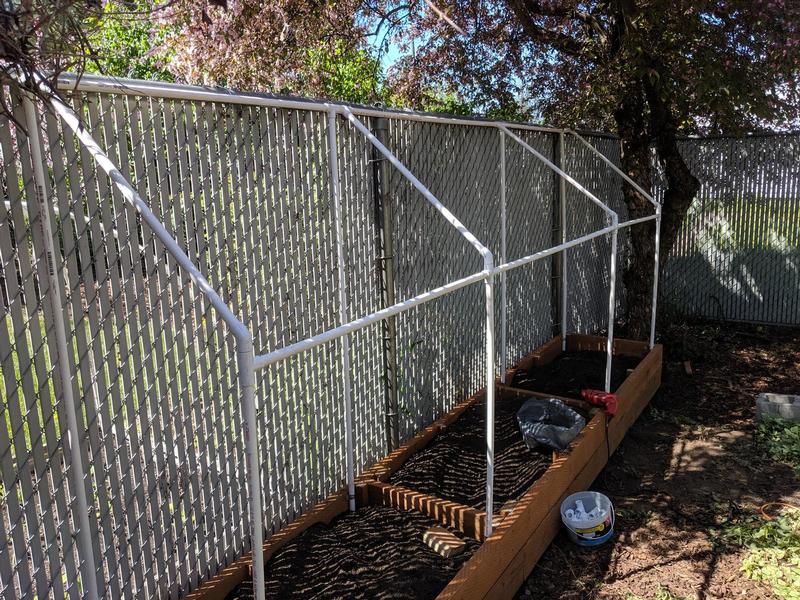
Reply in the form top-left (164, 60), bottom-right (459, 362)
top-left (516, 398), bottom-right (586, 451)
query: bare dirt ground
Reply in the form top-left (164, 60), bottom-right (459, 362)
top-left (518, 321), bottom-right (800, 600)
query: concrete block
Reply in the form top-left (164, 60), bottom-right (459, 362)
top-left (423, 526), bottom-right (466, 558)
top-left (756, 393), bottom-right (800, 422)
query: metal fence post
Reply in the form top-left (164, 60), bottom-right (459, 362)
top-left (22, 97), bottom-right (100, 599)
top-left (499, 131), bottom-right (507, 383)
top-left (238, 337), bottom-right (265, 600)
top-left (328, 110), bottom-right (357, 512)
top-left (371, 116), bottom-right (400, 451)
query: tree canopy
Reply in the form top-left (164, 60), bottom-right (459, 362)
top-left (5, 1), bottom-right (797, 133)
top-left (86, 0), bottom-right (174, 81)
top-left (2, 0), bottom-right (798, 334)
top-left (371, 1), bottom-right (799, 134)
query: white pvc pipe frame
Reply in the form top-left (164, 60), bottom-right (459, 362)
top-left (35, 74), bottom-right (661, 600)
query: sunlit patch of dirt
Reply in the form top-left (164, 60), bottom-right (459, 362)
top-left (519, 322), bottom-right (800, 600)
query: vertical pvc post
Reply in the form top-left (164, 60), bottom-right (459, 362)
top-left (649, 207), bottom-right (662, 349)
top-left (605, 222), bottom-right (619, 393)
top-left (238, 339), bottom-right (265, 600)
top-left (499, 131), bottom-right (507, 383)
top-left (328, 110), bottom-right (357, 512)
top-left (23, 97), bottom-right (101, 599)
top-left (558, 132), bottom-right (568, 351)
top-left (483, 255), bottom-right (496, 537)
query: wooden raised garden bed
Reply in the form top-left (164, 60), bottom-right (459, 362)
top-left (188, 334), bottom-right (662, 600)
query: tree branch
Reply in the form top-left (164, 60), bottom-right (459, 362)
top-left (423, 0), bottom-right (465, 36)
top-left (505, 0), bottom-right (584, 56)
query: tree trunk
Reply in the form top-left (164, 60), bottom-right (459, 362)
top-left (614, 85), bottom-right (656, 340)
top-left (645, 81), bottom-right (701, 260)
top-left (613, 78), bottom-right (701, 340)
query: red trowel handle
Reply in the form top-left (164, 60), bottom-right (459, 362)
top-left (580, 389), bottom-right (618, 416)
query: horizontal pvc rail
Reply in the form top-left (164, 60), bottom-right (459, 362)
top-left (254, 271), bottom-right (488, 368)
top-left (252, 217), bottom-right (644, 366)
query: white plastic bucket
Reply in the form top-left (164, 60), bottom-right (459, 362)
top-left (560, 491), bottom-right (614, 547)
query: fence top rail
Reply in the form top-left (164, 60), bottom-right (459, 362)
top-left (53, 73), bottom-right (620, 137)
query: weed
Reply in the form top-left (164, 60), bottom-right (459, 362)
top-left (646, 406), bottom-right (697, 428)
top-left (715, 508), bottom-right (800, 600)
top-left (756, 416), bottom-right (800, 475)
top-left (625, 585), bottom-right (692, 600)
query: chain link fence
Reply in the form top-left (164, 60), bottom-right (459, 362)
top-left (1, 78), bottom-right (639, 599)
top-left (660, 134), bottom-right (800, 324)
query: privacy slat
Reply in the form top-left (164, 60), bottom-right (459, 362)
top-left (0, 116), bottom-right (36, 600)
top-left (6, 99), bottom-right (52, 598)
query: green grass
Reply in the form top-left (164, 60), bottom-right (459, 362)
top-left (684, 195), bottom-right (800, 252)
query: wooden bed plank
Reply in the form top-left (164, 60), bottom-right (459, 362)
top-left (566, 334), bottom-right (649, 358)
top-left (437, 343), bottom-right (663, 600)
top-left (496, 384), bottom-right (596, 413)
top-left (363, 481), bottom-right (486, 541)
top-left (511, 334), bottom-right (563, 374)
top-left (184, 491), bottom-right (349, 600)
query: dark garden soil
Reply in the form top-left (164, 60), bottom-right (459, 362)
top-left (512, 350), bottom-right (642, 397)
top-left (518, 322), bottom-right (800, 600)
top-left (226, 506), bottom-right (479, 600)
top-left (389, 352), bottom-right (622, 511)
top-left (389, 393), bottom-right (554, 511)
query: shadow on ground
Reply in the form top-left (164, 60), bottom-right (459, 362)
top-left (518, 322), bottom-right (800, 600)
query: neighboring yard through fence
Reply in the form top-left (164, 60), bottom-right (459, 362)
top-left (661, 134), bottom-right (800, 324)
